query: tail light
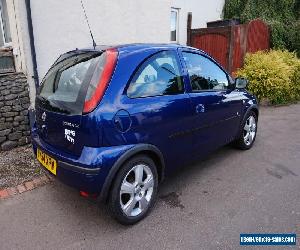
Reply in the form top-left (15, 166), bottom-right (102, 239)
top-left (83, 49), bottom-right (118, 113)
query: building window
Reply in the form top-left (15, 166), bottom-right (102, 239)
top-left (0, 0), bottom-right (11, 47)
top-left (170, 8), bottom-right (179, 43)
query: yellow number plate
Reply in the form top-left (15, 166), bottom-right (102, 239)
top-left (37, 148), bottom-right (57, 175)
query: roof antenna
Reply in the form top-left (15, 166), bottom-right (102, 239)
top-left (80, 0), bottom-right (96, 49)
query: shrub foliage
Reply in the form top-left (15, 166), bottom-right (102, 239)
top-left (236, 50), bottom-right (300, 104)
top-left (223, 0), bottom-right (300, 56)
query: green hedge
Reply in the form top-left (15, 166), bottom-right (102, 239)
top-left (223, 0), bottom-right (300, 56)
top-left (236, 50), bottom-right (300, 104)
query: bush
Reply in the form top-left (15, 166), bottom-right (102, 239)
top-left (223, 0), bottom-right (300, 56)
top-left (236, 50), bottom-right (300, 104)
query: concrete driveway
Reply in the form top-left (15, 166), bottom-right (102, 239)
top-left (0, 104), bottom-right (299, 250)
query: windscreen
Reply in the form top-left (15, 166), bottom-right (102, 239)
top-left (37, 51), bottom-right (105, 115)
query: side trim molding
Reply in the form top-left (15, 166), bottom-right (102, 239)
top-left (58, 160), bottom-right (101, 174)
top-left (169, 115), bottom-right (238, 139)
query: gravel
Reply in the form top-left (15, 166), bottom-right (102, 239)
top-left (0, 144), bottom-right (44, 189)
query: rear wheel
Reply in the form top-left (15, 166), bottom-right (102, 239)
top-left (233, 111), bottom-right (257, 150)
top-left (108, 155), bottom-right (158, 225)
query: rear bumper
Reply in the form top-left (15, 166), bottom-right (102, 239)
top-left (32, 139), bottom-right (102, 193)
top-left (31, 131), bottom-right (134, 194)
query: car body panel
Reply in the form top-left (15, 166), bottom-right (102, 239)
top-left (32, 43), bottom-right (258, 196)
top-left (177, 47), bottom-right (246, 155)
top-left (32, 129), bottom-right (136, 193)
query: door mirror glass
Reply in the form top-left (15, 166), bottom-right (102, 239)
top-left (235, 77), bottom-right (248, 89)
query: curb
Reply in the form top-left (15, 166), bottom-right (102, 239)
top-left (0, 174), bottom-right (53, 199)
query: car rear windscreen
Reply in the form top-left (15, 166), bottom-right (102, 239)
top-left (37, 51), bottom-right (105, 115)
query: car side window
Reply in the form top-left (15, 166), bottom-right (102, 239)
top-left (127, 51), bottom-right (184, 98)
top-left (182, 52), bottom-right (229, 91)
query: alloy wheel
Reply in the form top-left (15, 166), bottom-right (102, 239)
top-left (243, 115), bottom-right (256, 146)
top-left (120, 164), bottom-right (154, 217)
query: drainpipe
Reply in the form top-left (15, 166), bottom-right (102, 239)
top-left (24, 0), bottom-right (38, 127)
top-left (25, 0), bottom-right (39, 88)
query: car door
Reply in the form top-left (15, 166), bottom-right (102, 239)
top-left (179, 49), bottom-right (243, 156)
top-left (123, 49), bottom-right (195, 171)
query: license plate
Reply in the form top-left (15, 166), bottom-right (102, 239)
top-left (37, 148), bottom-right (57, 175)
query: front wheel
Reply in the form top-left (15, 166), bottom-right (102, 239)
top-left (233, 111), bottom-right (258, 150)
top-left (108, 155), bottom-right (158, 225)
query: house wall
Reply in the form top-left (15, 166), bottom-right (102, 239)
top-left (0, 73), bottom-right (31, 151)
top-left (5, 0), bottom-right (225, 109)
top-left (171, 0), bottom-right (225, 45)
top-left (6, 0), bottom-right (36, 107)
top-left (28, 0), bottom-right (171, 79)
top-left (0, 1), bottom-right (35, 151)
top-left (0, 0), bottom-right (225, 151)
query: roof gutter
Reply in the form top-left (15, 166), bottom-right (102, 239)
top-left (25, 0), bottom-right (39, 87)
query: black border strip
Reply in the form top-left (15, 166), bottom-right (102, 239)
top-left (58, 160), bottom-right (100, 175)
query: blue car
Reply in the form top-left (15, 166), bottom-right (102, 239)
top-left (32, 44), bottom-right (258, 224)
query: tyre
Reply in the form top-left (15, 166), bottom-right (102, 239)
top-left (233, 111), bottom-right (258, 150)
top-left (108, 155), bottom-right (158, 225)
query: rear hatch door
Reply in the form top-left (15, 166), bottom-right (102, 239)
top-left (35, 106), bottom-right (83, 156)
top-left (35, 51), bottom-right (105, 156)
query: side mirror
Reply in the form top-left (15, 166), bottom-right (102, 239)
top-left (235, 77), bottom-right (248, 89)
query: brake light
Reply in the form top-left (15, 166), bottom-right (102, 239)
top-left (79, 191), bottom-right (89, 198)
top-left (83, 49), bottom-right (118, 113)
top-left (79, 191), bottom-right (98, 199)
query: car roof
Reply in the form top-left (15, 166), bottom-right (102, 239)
top-left (68, 43), bottom-right (200, 54)
top-left (107, 43), bottom-right (199, 52)
top-left (113, 43), bottom-right (184, 50)
top-left (56, 43), bottom-right (209, 66)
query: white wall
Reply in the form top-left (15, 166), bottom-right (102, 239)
top-left (6, 0), bottom-right (36, 107)
top-left (29, 0), bottom-right (171, 79)
top-left (7, 0), bottom-right (224, 107)
top-left (171, 0), bottom-right (224, 45)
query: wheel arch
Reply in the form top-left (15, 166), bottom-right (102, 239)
top-left (99, 144), bottom-right (165, 202)
top-left (235, 104), bottom-right (259, 140)
top-left (251, 106), bottom-right (259, 118)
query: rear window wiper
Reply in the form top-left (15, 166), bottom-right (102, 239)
top-left (37, 95), bottom-right (70, 114)
top-left (37, 95), bottom-right (51, 106)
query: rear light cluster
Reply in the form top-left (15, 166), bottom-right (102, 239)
top-left (83, 49), bottom-right (118, 113)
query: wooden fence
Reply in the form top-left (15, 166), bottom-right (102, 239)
top-left (187, 15), bottom-right (270, 74)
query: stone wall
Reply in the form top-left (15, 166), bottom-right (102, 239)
top-left (0, 73), bottom-right (31, 151)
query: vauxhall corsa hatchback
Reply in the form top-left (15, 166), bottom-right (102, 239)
top-left (32, 44), bottom-right (258, 224)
